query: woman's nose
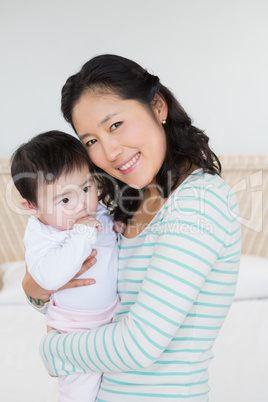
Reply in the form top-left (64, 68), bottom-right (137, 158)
top-left (102, 139), bottom-right (123, 161)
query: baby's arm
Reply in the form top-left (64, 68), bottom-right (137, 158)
top-left (25, 220), bottom-right (102, 291)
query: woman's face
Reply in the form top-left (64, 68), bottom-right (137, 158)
top-left (72, 92), bottom-right (168, 189)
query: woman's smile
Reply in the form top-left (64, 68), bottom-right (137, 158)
top-left (116, 152), bottom-right (141, 173)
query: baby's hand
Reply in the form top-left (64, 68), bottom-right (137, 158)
top-left (76, 216), bottom-right (102, 233)
top-left (113, 220), bottom-right (126, 234)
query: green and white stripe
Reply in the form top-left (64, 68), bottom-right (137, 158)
top-left (41, 170), bottom-right (240, 401)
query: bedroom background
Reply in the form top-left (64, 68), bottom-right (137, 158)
top-left (1, 1), bottom-right (268, 401)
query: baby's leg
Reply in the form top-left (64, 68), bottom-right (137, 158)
top-left (58, 372), bottom-right (102, 402)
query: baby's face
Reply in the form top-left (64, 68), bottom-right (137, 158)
top-left (36, 166), bottom-right (98, 230)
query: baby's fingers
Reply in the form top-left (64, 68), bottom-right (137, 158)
top-left (95, 221), bottom-right (102, 233)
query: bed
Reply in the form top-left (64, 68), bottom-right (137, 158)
top-left (0, 155), bottom-right (268, 402)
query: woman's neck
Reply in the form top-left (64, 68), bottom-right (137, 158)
top-left (123, 165), bottom-right (200, 239)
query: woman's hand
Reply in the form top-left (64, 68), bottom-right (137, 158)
top-left (22, 250), bottom-right (98, 303)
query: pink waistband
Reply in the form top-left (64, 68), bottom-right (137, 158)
top-left (46, 295), bottom-right (120, 332)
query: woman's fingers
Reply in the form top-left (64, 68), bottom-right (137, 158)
top-left (90, 249), bottom-right (98, 258)
top-left (57, 250), bottom-right (98, 291)
top-left (58, 277), bottom-right (96, 291)
top-left (73, 250), bottom-right (98, 279)
top-left (23, 250), bottom-right (98, 300)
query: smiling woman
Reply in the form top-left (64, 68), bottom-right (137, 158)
top-left (73, 95), bottom-right (167, 190)
top-left (24, 54), bottom-right (241, 401)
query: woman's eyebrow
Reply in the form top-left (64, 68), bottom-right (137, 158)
top-left (80, 133), bottom-right (90, 141)
top-left (99, 113), bottom-right (118, 126)
top-left (79, 113), bottom-right (119, 140)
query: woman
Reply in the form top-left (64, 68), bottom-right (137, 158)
top-left (23, 54), bottom-right (240, 401)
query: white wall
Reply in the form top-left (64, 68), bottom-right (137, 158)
top-left (1, 0), bottom-right (267, 158)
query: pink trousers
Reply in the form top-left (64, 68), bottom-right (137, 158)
top-left (46, 296), bottom-right (120, 402)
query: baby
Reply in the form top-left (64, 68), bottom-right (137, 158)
top-left (11, 131), bottom-right (119, 402)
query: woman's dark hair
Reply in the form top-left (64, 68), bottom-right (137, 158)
top-left (61, 54), bottom-right (221, 222)
top-left (11, 131), bottom-right (92, 206)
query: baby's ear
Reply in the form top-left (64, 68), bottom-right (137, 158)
top-left (21, 199), bottom-right (40, 217)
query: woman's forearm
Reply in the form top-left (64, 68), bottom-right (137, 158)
top-left (22, 269), bottom-right (51, 303)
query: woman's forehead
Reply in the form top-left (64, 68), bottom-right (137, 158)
top-left (72, 94), bottom-right (144, 126)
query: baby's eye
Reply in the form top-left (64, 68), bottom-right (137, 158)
top-left (85, 139), bottom-right (97, 147)
top-left (110, 122), bottom-right (122, 131)
top-left (83, 186), bottom-right (90, 193)
top-left (60, 198), bottom-right (69, 205)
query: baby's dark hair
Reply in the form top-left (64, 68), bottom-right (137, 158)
top-left (11, 130), bottom-right (92, 206)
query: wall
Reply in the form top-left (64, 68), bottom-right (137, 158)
top-left (1, 0), bottom-right (267, 157)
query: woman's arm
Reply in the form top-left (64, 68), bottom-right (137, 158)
top-left (40, 183), bottom-right (240, 376)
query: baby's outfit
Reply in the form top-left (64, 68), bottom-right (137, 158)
top-left (24, 204), bottom-right (119, 402)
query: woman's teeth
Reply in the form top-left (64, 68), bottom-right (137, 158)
top-left (119, 153), bottom-right (140, 171)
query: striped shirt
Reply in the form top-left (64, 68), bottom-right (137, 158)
top-left (41, 169), bottom-right (241, 401)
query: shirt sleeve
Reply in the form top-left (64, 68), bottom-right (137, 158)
top-left (41, 183), bottom-right (240, 376)
top-left (26, 224), bottom-right (97, 290)
top-left (26, 295), bottom-right (48, 314)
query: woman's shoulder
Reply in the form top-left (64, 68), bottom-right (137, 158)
top-left (163, 169), bottom-right (238, 218)
top-left (175, 169), bottom-right (233, 199)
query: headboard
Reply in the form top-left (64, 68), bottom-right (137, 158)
top-left (220, 155), bottom-right (268, 259)
top-left (0, 159), bottom-right (29, 263)
top-left (0, 155), bottom-right (267, 264)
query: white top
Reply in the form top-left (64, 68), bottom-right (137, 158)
top-left (24, 204), bottom-right (118, 310)
top-left (41, 170), bottom-right (241, 401)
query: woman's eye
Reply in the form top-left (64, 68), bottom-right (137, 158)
top-left (83, 186), bottom-right (90, 193)
top-left (110, 122), bottom-right (122, 131)
top-left (85, 139), bottom-right (97, 147)
top-left (60, 198), bottom-right (69, 205)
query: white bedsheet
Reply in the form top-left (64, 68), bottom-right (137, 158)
top-left (0, 261), bottom-right (58, 402)
top-left (209, 298), bottom-right (268, 401)
top-left (0, 304), bottom-right (58, 402)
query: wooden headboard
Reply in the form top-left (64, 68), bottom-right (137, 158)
top-left (220, 155), bottom-right (268, 259)
top-left (0, 155), bottom-right (267, 264)
top-left (0, 159), bottom-right (29, 263)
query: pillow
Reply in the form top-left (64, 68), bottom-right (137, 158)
top-left (234, 254), bottom-right (268, 300)
top-left (0, 261), bottom-right (27, 305)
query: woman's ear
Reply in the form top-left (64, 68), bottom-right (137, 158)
top-left (152, 93), bottom-right (168, 123)
top-left (21, 199), bottom-right (40, 218)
